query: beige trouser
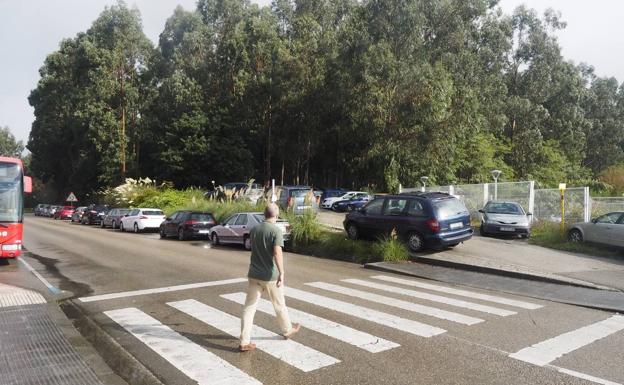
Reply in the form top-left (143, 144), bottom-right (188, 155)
top-left (240, 278), bottom-right (293, 345)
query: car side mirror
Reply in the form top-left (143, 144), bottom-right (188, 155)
top-left (478, 209), bottom-right (484, 213)
top-left (591, 218), bottom-right (598, 224)
top-left (527, 213), bottom-right (532, 217)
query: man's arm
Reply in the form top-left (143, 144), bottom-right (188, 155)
top-left (274, 245), bottom-right (284, 287)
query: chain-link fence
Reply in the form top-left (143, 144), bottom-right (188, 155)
top-left (534, 187), bottom-right (589, 224)
top-left (591, 197), bottom-right (624, 217)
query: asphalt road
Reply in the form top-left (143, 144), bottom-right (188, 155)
top-left (20, 214), bottom-right (624, 385)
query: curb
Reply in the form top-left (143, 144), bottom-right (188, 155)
top-left (61, 300), bottom-right (166, 385)
top-left (365, 259), bottom-right (619, 292)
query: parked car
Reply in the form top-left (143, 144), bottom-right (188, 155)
top-left (159, 211), bottom-right (217, 240)
top-left (54, 206), bottom-right (75, 220)
top-left (34, 204), bottom-right (47, 216)
top-left (210, 212), bottom-right (291, 250)
top-left (344, 192), bottom-right (473, 252)
top-left (205, 182), bottom-right (263, 202)
top-left (81, 204), bottom-right (110, 225)
top-left (331, 193), bottom-right (372, 212)
top-left (320, 188), bottom-right (347, 204)
top-left (479, 201), bottom-right (531, 238)
top-left (322, 191), bottom-right (368, 209)
top-left (275, 185), bottom-right (319, 214)
top-left (48, 205), bottom-right (62, 218)
top-left (71, 207), bottom-right (87, 222)
top-left (120, 208), bottom-right (166, 233)
top-left (568, 212), bottom-right (624, 248)
top-left (101, 208), bottom-right (131, 229)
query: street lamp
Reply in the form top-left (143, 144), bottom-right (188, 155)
top-left (491, 170), bottom-right (502, 200)
top-left (420, 176), bottom-right (429, 192)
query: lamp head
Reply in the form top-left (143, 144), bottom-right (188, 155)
top-left (491, 169), bottom-right (502, 179)
top-left (420, 176), bottom-right (429, 185)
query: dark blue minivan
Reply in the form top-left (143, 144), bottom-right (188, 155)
top-left (343, 192), bottom-right (473, 252)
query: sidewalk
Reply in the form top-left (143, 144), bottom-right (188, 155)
top-left (0, 260), bottom-right (125, 385)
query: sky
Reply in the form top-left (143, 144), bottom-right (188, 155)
top-left (1, 0), bottom-right (622, 145)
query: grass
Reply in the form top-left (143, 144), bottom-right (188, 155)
top-left (529, 221), bottom-right (624, 259)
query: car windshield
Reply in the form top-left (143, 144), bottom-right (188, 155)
top-left (433, 198), bottom-right (469, 220)
top-left (142, 210), bottom-right (163, 216)
top-left (253, 214), bottom-right (265, 222)
top-left (485, 202), bottom-right (524, 215)
top-left (190, 213), bottom-right (215, 222)
top-left (118, 209), bottom-right (131, 214)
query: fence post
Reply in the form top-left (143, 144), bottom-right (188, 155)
top-left (528, 181), bottom-right (535, 223)
top-left (584, 187), bottom-right (591, 222)
top-left (398, 183), bottom-right (402, 194)
top-left (449, 185), bottom-right (454, 196)
top-left (483, 183), bottom-right (489, 206)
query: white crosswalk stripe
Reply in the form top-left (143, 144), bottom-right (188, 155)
top-left (168, 299), bottom-right (340, 372)
top-left (342, 279), bottom-right (516, 316)
top-left (104, 307), bottom-right (261, 385)
top-left (221, 292), bottom-right (400, 353)
top-left (371, 275), bottom-right (543, 309)
top-left (306, 282), bottom-right (483, 325)
top-left (285, 287), bottom-right (446, 337)
top-left (510, 315), bottom-right (624, 366)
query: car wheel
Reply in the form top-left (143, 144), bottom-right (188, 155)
top-left (112, 220), bottom-right (117, 229)
top-left (407, 232), bottom-right (424, 252)
top-left (244, 235), bottom-right (251, 251)
top-left (120, 222), bottom-right (125, 232)
top-left (100, 220), bottom-right (105, 228)
top-left (178, 228), bottom-right (186, 241)
top-left (568, 229), bottom-right (583, 243)
top-left (159, 227), bottom-right (166, 239)
top-left (134, 223), bottom-right (140, 233)
top-left (211, 232), bottom-right (220, 246)
top-left (479, 223), bottom-right (488, 237)
top-left (346, 223), bottom-right (359, 240)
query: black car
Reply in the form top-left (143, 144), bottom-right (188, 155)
top-left (81, 204), bottom-right (110, 225)
top-left (343, 192), bottom-right (473, 252)
top-left (159, 210), bottom-right (217, 240)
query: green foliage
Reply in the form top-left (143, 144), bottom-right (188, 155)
top-left (27, 0), bottom-right (624, 198)
top-left (373, 231), bottom-right (410, 262)
top-left (599, 165), bottom-right (624, 196)
top-left (285, 210), bottom-right (323, 248)
top-left (0, 127), bottom-right (24, 157)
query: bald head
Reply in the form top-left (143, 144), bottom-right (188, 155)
top-left (264, 203), bottom-right (280, 220)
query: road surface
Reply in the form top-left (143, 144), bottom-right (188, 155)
top-left (19, 214), bottom-right (624, 385)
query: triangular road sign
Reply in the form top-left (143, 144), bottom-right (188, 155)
top-left (66, 192), bottom-right (78, 202)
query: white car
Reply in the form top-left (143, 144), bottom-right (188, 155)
top-left (119, 208), bottom-right (166, 233)
top-left (321, 191), bottom-right (367, 209)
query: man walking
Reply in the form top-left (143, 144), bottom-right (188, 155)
top-left (239, 203), bottom-right (300, 352)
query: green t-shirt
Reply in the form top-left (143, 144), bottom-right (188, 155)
top-left (247, 221), bottom-right (284, 281)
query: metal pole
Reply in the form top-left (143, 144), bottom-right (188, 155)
top-left (560, 190), bottom-right (566, 233)
top-left (494, 177), bottom-right (498, 200)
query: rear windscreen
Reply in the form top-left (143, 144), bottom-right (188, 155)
top-left (142, 210), bottom-right (164, 216)
top-left (432, 198), bottom-right (469, 220)
top-left (290, 189), bottom-right (311, 198)
top-left (191, 213), bottom-right (215, 222)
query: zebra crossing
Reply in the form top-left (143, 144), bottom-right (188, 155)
top-left (97, 275), bottom-right (623, 385)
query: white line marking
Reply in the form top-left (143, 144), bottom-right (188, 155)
top-left (554, 367), bottom-right (622, 385)
top-left (221, 292), bottom-right (399, 353)
top-left (285, 287), bottom-right (445, 337)
top-left (168, 299), bottom-right (340, 372)
top-left (18, 257), bottom-right (61, 294)
top-left (79, 278), bottom-right (247, 302)
top-left (343, 279), bottom-right (516, 317)
top-left (306, 282), bottom-right (483, 326)
top-left (372, 275), bottom-right (542, 310)
top-left (510, 315), bottom-right (624, 366)
top-left (105, 307), bottom-right (261, 385)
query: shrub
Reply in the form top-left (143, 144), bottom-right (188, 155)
top-left (286, 210), bottom-right (323, 248)
top-left (372, 230), bottom-right (409, 262)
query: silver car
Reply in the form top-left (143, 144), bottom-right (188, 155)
top-left (210, 212), bottom-right (291, 250)
top-left (568, 212), bottom-right (624, 248)
top-left (479, 201), bottom-right (531, 238)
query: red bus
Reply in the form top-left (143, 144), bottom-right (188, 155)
top-left (0, 157), bottom-right (32, 258)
